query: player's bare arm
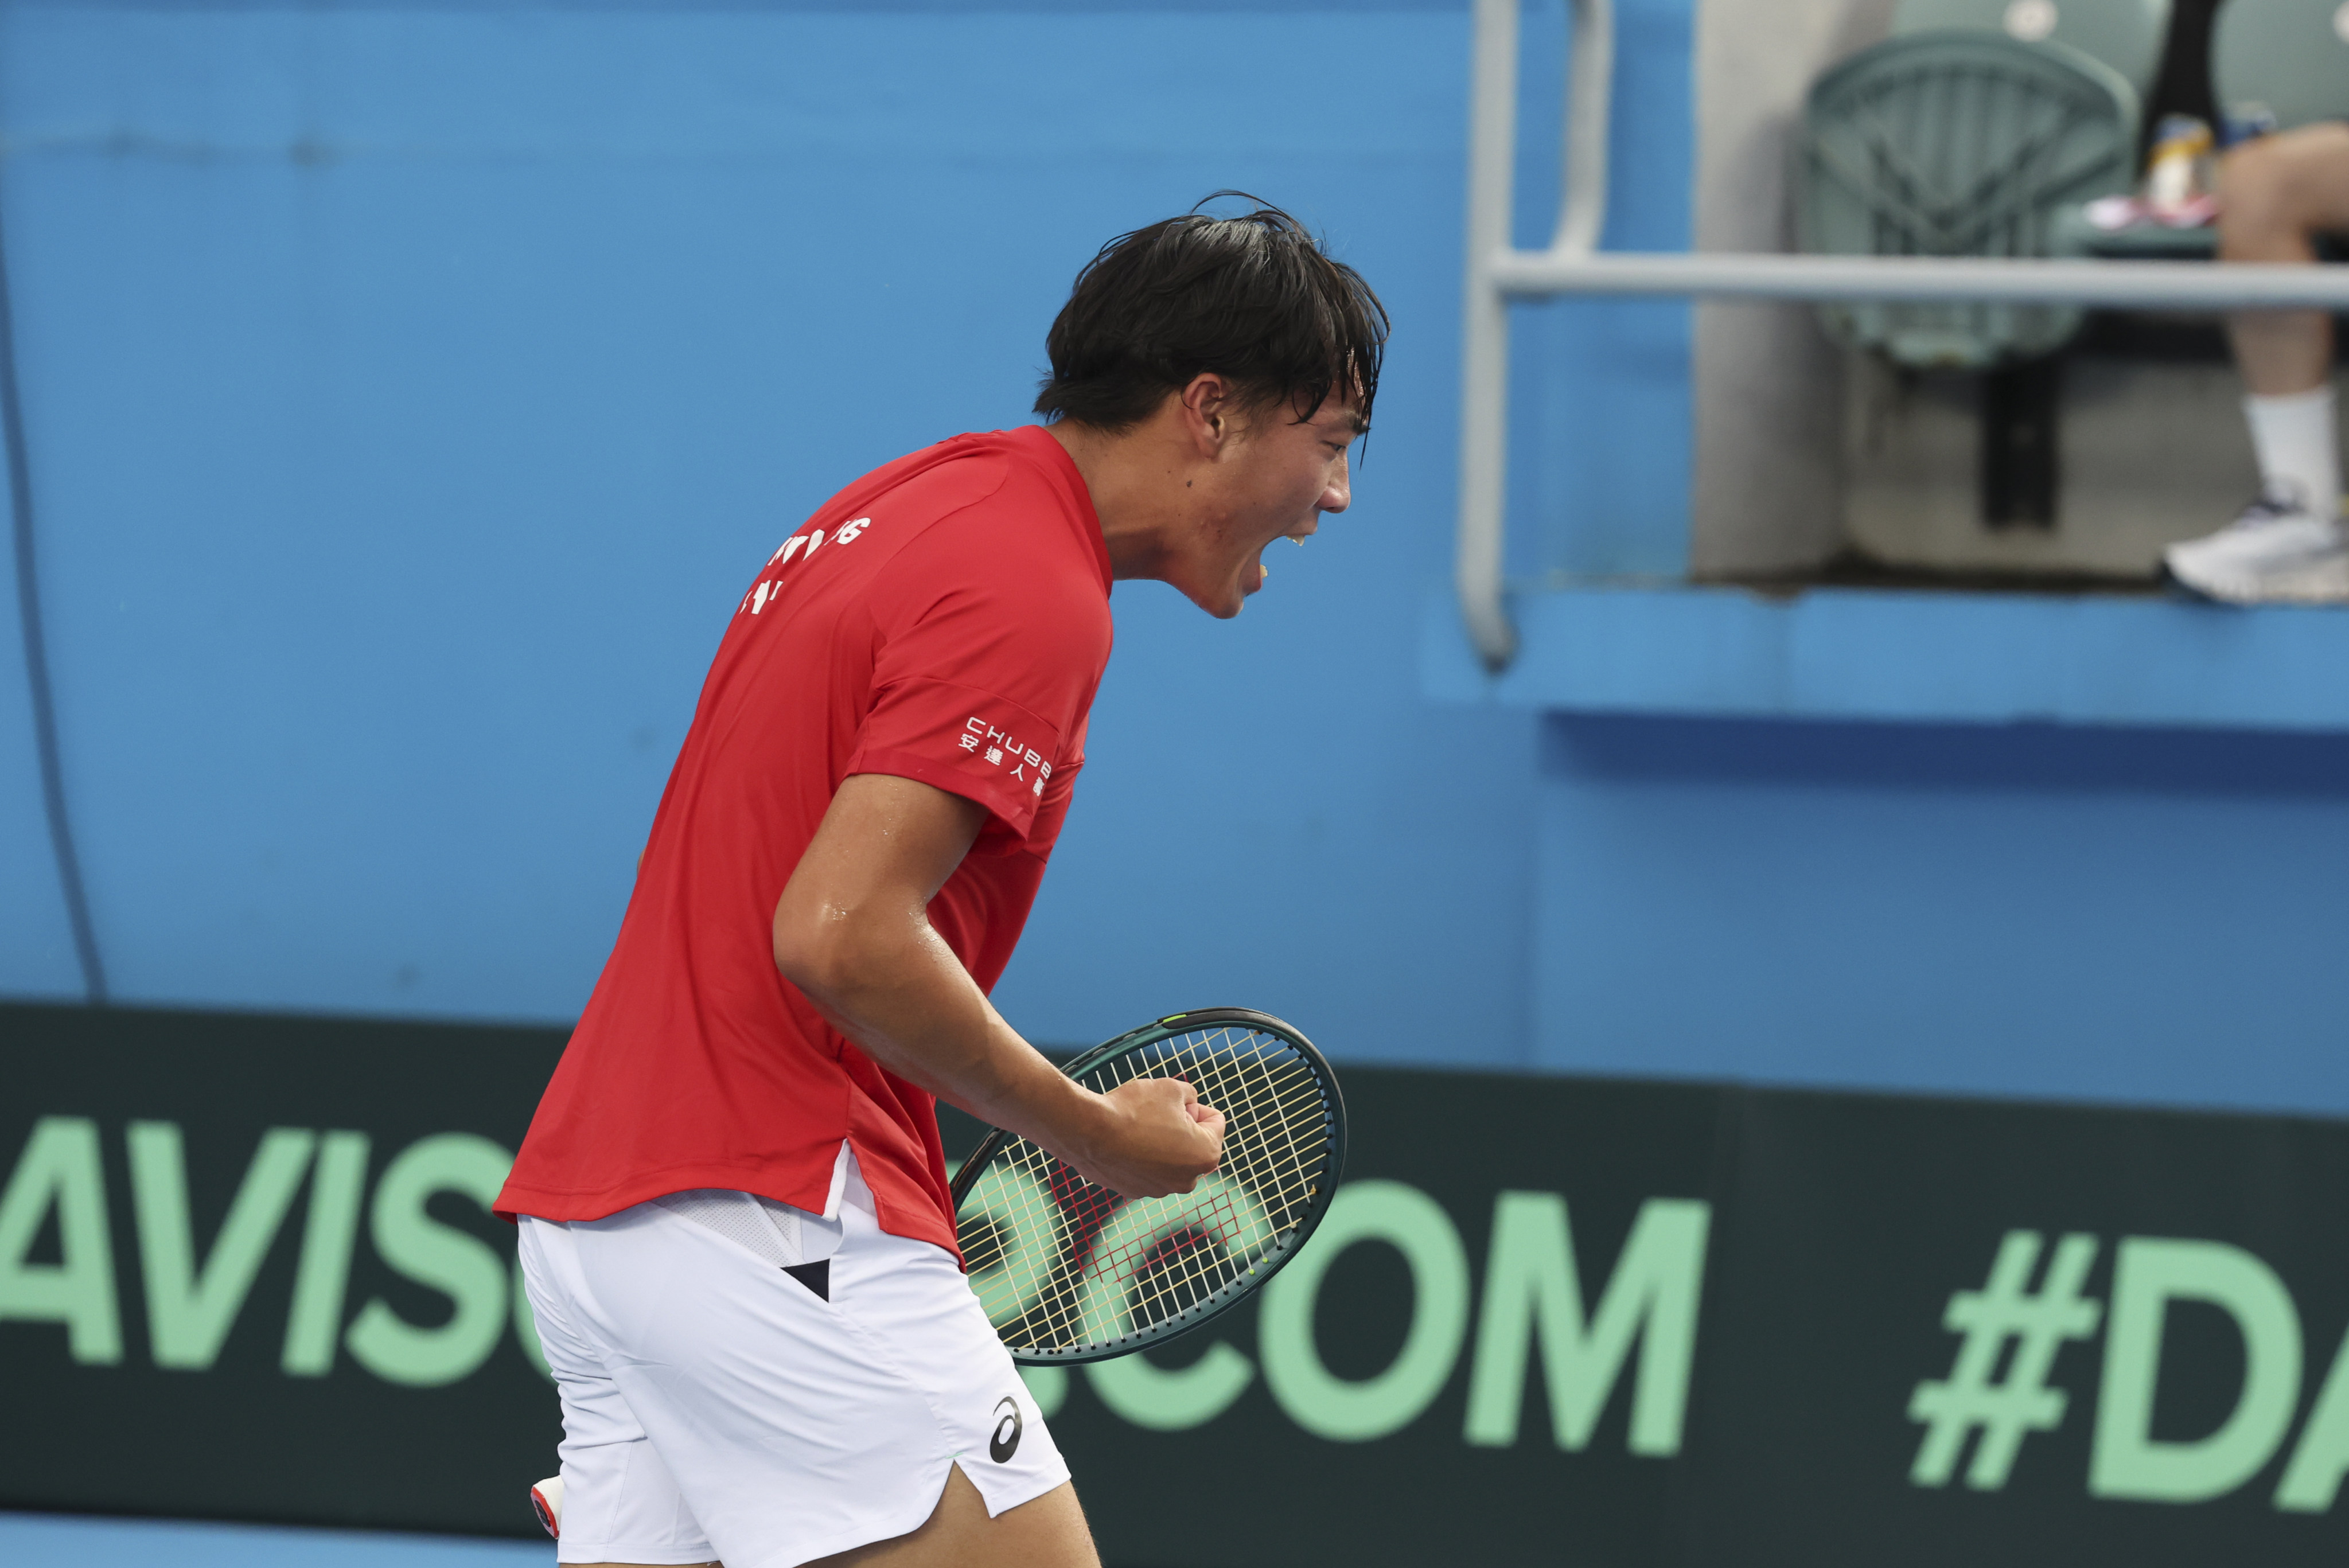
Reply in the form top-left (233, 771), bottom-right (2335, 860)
top-left (772, 771), bottom-right (1225, 1200)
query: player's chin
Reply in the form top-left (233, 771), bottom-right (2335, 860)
top-left (1189, 574), bottom-right (1254, 619)
top-left (1177, 557), bottom-right (1265, 618)
top-left (1178, 583), bottom-right (1248, 619)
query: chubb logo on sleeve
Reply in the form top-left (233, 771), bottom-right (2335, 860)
top-left (959, 717), bottom-right (1052, 797)
top-left (737, 517), bottom-right (875, 616)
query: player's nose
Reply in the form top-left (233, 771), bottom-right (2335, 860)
top-left (1320, 453), bottom-right (1351, 515)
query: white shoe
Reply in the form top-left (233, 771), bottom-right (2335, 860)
top-left (2161, 492), bottom-right (2349, 604)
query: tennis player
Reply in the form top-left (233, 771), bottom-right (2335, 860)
top-left (494, 196), bottom-right (1386, 1568)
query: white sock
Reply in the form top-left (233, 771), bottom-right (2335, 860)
top-left (2243, 385), bottom-right (2341, 517)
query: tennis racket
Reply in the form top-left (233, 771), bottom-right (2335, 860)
top-left (949, 1007), bottom-right (1345, 1364)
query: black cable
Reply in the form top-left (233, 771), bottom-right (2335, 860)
top-left (1, 190), bottom-right (106, 1004)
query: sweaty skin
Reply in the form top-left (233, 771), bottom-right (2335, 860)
top-left (772, 772), bottom-right (1221, 1202)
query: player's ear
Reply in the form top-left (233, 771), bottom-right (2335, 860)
top-left (1177, 373), bottom-right (1232, 457)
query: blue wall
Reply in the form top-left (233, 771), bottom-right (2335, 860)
top-left (0, 0), bottom-right (1571, 1056)
top-left (7, 0), bottom-right (2344, 1123)
top-left (1530, 716), bottom-right (2349, 1113)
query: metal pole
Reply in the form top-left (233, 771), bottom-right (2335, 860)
top-left (1490, 249), bottom-right (2349, 309)
top-left (1553, 0), bottom-right (1612, 258)
top-left (1457, 0), bottom-right (1520, 670)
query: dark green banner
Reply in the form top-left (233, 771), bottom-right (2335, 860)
top-left (2, 1004), bottom-right (2344, 1562)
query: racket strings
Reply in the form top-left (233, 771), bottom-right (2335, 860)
top-left (1108, 1029), bottom-right (1320, 1220)
top-left (968, 1030), bottom-right (1312, 1347)
top-left (957, 1024), bottom-right (1336, 1354)
top-left (1092, 1030), bottom-right (1318, 1260)
top-left (1137, 1033), bottom-right (1326, 1253)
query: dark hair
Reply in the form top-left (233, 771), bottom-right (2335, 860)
top-left (1034, 193), bottom-right (1389, 434)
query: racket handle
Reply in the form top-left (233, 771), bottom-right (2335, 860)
top-left (530, 1476), bottom-right (564, 1538)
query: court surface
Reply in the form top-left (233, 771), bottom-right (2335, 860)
top-left (0, 1512), bottom-right (548, 1566)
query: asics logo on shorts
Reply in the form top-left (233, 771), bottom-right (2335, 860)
top-left (989, 1396), bottom-right (1023, 1463)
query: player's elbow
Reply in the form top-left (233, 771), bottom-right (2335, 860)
top-left (770, 912), bottom-right (842, 997)
top-left (771, 903), bottom-right (893, 1007)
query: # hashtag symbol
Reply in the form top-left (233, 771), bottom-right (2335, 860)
top-left (1908, 1230), bottom-right (2102, 1490)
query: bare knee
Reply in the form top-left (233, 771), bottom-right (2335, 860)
top-left (808, 1469), bottom-right (1097, 1568)
top-left (2221, 123), bottom-right (2349, 258)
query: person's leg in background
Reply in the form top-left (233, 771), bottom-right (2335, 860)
top-left (2162, 123), bottom-right (2349, 601)
top-left (2223, 123), bottom-right (2349, 513)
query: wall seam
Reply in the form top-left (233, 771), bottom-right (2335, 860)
top-left (2, 172), bottom-right (107, 1004)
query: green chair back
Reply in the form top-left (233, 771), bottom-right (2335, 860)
top-left (2214, 0), bottom-right (2349, 131)
top-left (1799, 32), bottom-right (2141, 366)
top-left (1892, 0), bottom-right (2172, 98)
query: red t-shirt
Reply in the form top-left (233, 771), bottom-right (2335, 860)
top-left (496, 426), bottom-right (1113, 1258)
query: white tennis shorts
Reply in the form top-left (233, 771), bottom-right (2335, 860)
top-left (515, 1149), bottom-right (1069, 1568)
